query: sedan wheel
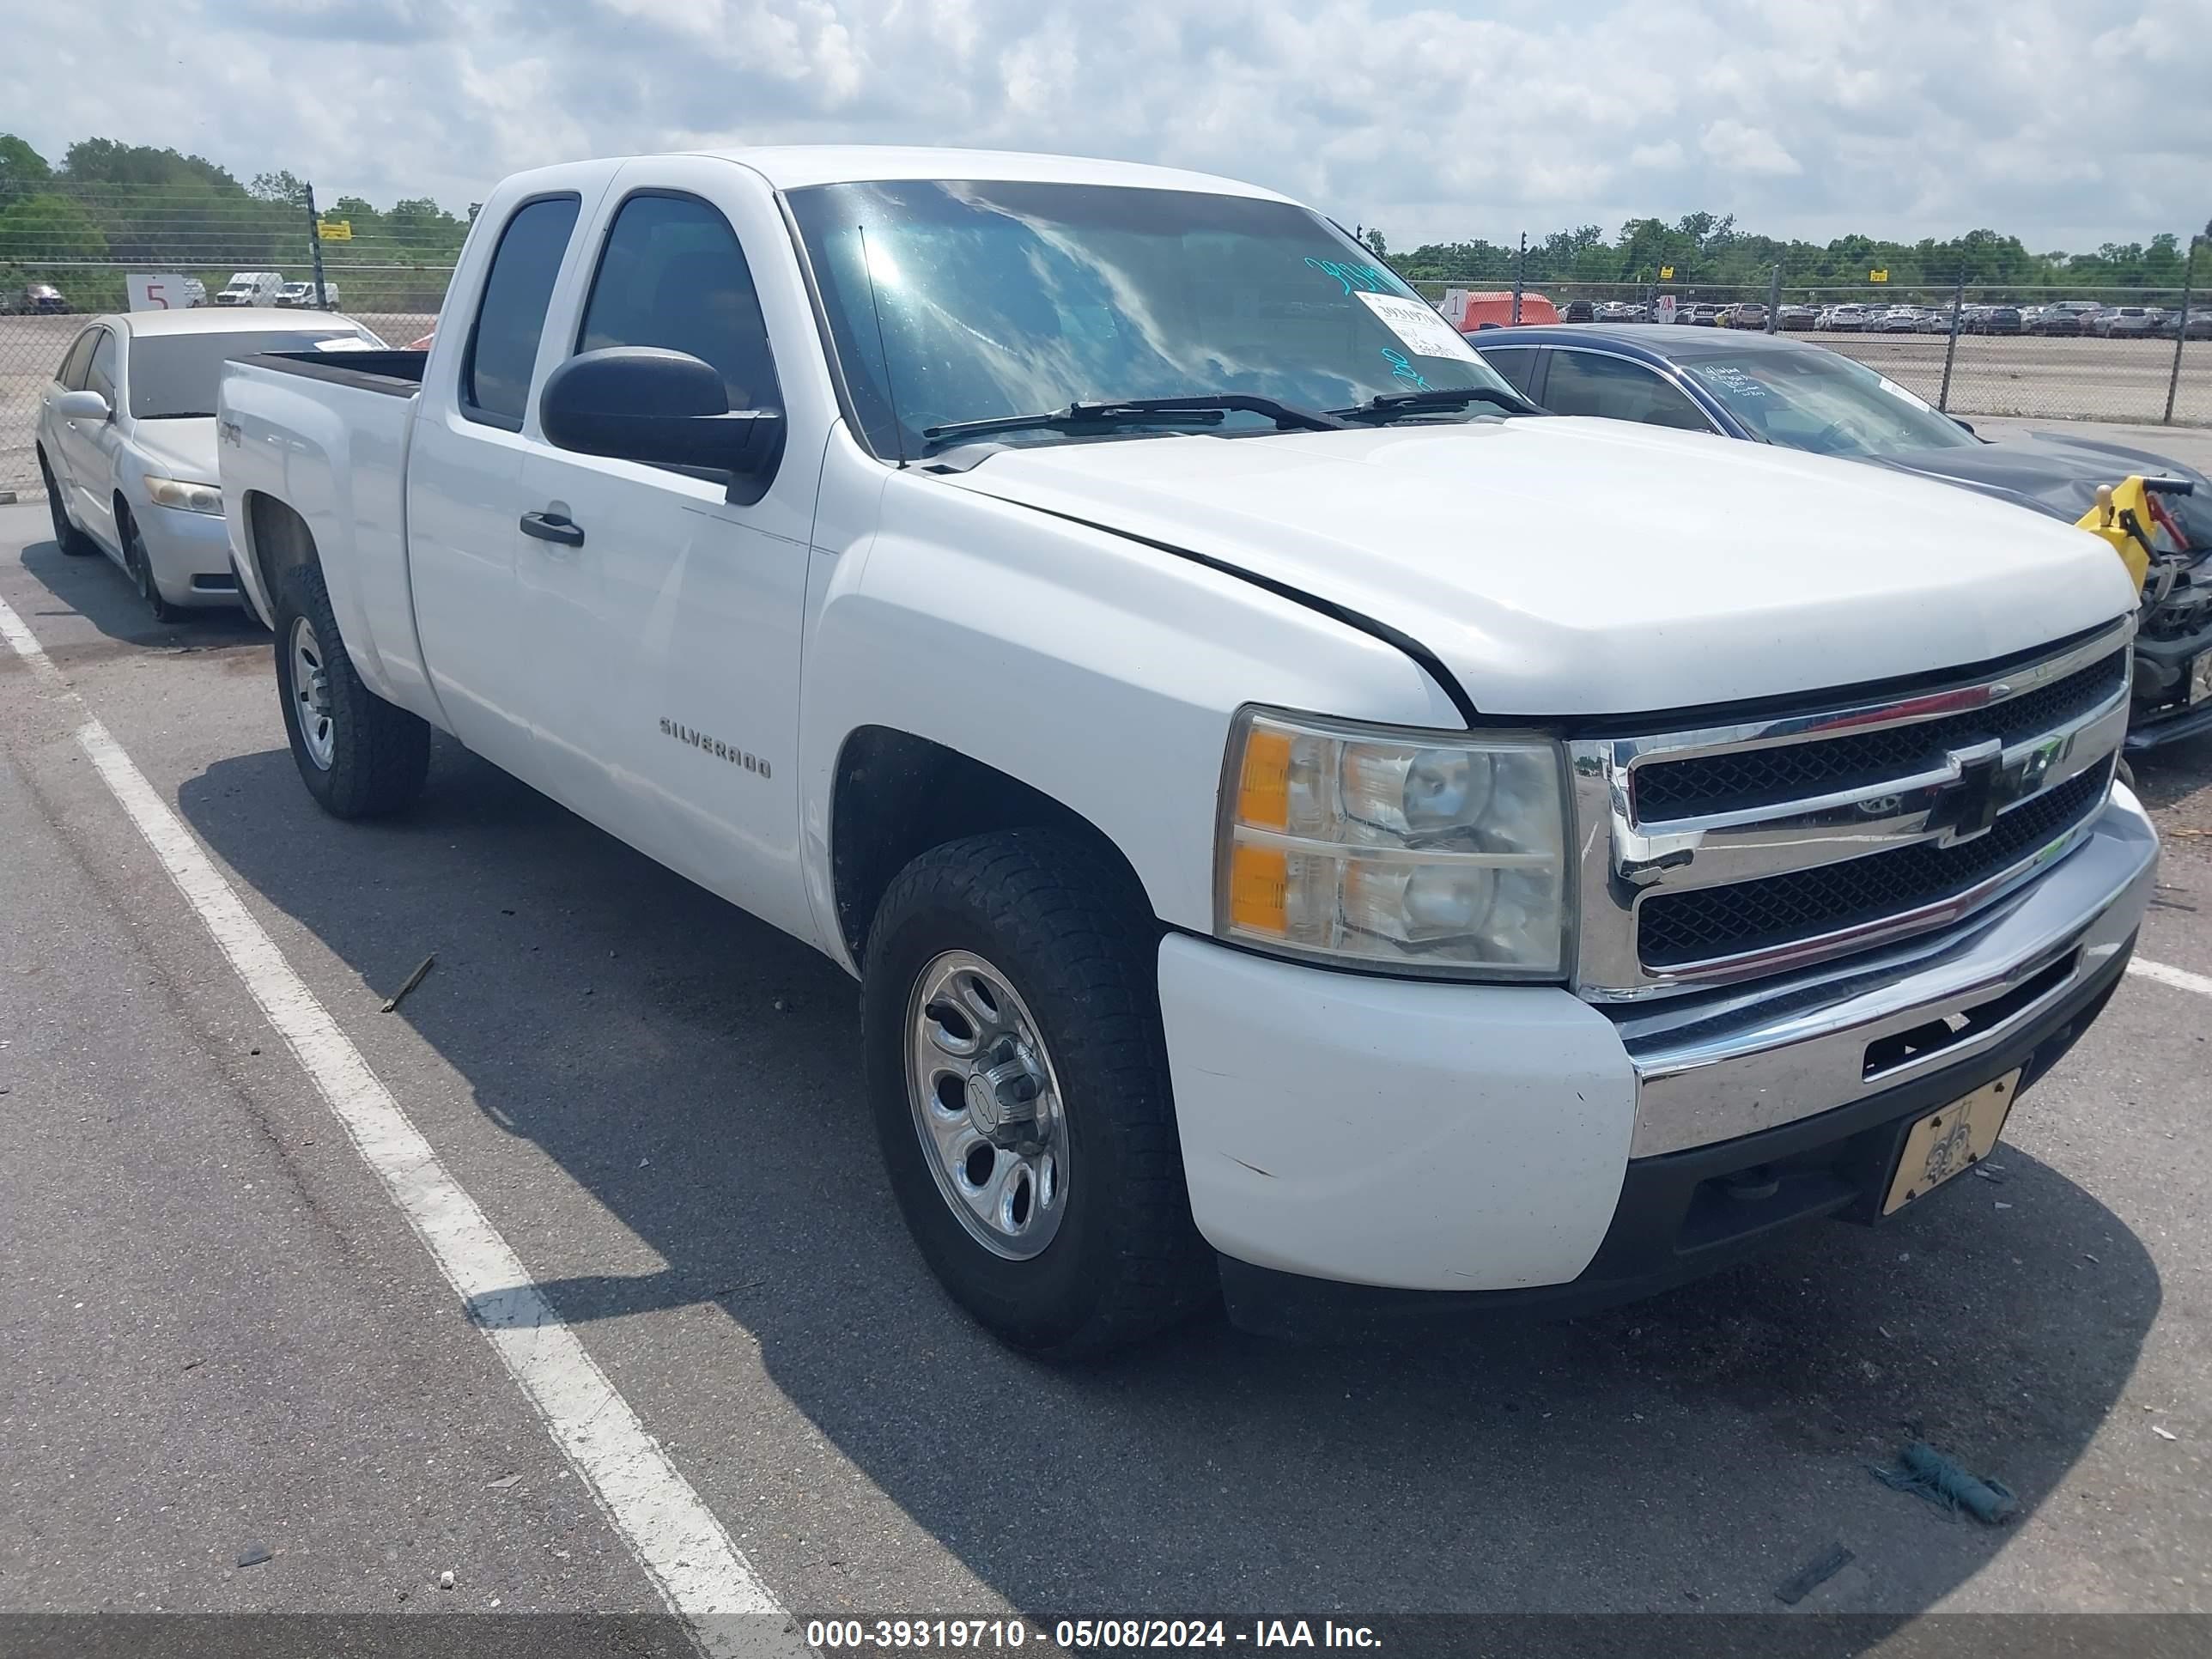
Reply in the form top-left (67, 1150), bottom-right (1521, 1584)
top-left (122, 508), bottom-right (185, 623)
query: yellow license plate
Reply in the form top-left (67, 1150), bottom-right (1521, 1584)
top-left (1882, 1069), bottom-right (2022, 1216)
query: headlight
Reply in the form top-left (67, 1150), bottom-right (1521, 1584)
top-left (1216, 708), bottom-right (1571, 978)
top-left (146, 477), bottom-right (222, 515)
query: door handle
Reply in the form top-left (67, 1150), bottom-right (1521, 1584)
top-left (520, 509), bottom-right (585, 547)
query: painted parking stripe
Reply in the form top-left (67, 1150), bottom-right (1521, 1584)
top-left (2129, 956), bottom-right (2212, 1000)
top-left (0, 592), bottom-right (801, 1658)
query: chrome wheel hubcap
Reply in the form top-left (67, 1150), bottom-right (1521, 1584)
top-left (289, 616), bottom-right (335, 769)
top-left (905, 950), bottom-right (1069, 1259)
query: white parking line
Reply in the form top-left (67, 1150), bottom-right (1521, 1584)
top-left (2129, 956), bottom-right (2212, 1000)
top-left (0, 592), bottom-right (801, 1658)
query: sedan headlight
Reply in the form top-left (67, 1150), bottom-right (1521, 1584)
top-left (146, 477), bottom-right (222, 515)
top-left (1217, 708), bottom-right (1571, 978)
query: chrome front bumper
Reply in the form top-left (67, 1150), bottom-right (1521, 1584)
top-left (1614, 786), bottom-right (2157, 1158)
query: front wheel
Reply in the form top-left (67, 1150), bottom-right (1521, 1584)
top-left (272, 560), bottom-right (431, 818)
top-left (861, 830), bottom-right (1212, 1358)
top-left (119, 506), bottom-right (185, 623)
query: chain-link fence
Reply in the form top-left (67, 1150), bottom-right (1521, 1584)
top-left (3, 191), bottom-right (2207, 499)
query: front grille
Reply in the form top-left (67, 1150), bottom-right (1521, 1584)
top-left (1638, 759), bottom-right (2112, 969)
top-left (1632, 649), bottom-right (2128, 822)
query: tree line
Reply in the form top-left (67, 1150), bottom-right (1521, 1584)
top-left (0, 133), bottom-right (472, 310)
top-left (1367, 211), bottom-right (2209, 298)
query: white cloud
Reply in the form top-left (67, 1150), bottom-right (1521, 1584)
top-left (1, 0), bottom-right (2206, 251)
top-left (1699, 118), bottom-right (1801, 178)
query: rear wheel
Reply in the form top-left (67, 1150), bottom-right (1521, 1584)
top-left (861, 829), bottom-right (1212, 1358)
top-left (272, 559), bottom-right (431, 818)
top-left (38, 451), bottom-right (95, 556)
top-left (118, 505), bottom-right (184, 623)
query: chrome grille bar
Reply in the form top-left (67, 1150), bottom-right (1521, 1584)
top-left (1569, 617), bottom-right (2133, 1000)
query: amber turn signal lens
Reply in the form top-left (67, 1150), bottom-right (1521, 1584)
top-left (1227, 843), bottom-right (1289, 934)
top-left (1237, 726), bottom-right (1292, 831)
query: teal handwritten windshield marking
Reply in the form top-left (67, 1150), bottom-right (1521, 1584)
top-left (1304, 257), bottom-right (1392, 297)
top-left (1382, 348), bottom-right (1431, 391)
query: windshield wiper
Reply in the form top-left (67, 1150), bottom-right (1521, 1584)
top-left (921, 393), bottom-right (1348, 448)
top-left (1330, 386), bottom-right (1541, 423)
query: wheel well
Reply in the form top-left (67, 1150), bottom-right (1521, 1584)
top-left (830, 727), bottom-right (1153, 963)
top-left (244, 491), bottom-right (318, 601)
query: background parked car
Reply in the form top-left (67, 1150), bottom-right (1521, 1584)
top-left (1978, 305), bottom-right (2025, 335)
top-left (35, 307), bottom-right (385, 621)
top-left (276, 280), bottom-right (343, 309)
top-left (1595, 300), bottom-right (1642, 322)
top-left (1777, 302), bottom-right (1818, 330)
top-left (1468, 323), bottom-right (2212, 750)
top-left (2035, 300), bottom-right (2101, 336)
top-left (1723, 301), bottom-right (1768, 329)
top-left (2094, 306), bottom-right (2159, 337)
top-left (1870, 305), bottom-right (1920, 333)
top-left (1677, 302), bottom-right (1725, 325)
top-left (1559, 299), bottom-right (1595, 323)
top-left (213, 271), bottom-right (286, 307)
top-left (1815, 303), bottom-right (1867, 331)
top-left (4, 282), bottom-right (71, 314)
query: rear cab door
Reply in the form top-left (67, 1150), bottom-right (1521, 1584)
top-left (508, 155), bottom-right (829, 941)
top-left (403, 163), bottom-right (620, 778)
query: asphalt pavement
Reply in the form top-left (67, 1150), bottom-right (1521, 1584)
top-left (3, 495), bottom-right (2210, 1642)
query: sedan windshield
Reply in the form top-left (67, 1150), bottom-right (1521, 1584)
top-left (1675, 348), bottom-right (1978, 458)
top-left (786, 179), bottom-right (1514, 457)
top-left (128, 328), bottom-right (376, 418)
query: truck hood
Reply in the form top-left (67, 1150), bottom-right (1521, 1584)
top-left (947, 417), bottom-right (2136, 717)
top-left (1868, 432), bottom-right (2212, 551)
top-left (131, 418), bottom-right (220, 487)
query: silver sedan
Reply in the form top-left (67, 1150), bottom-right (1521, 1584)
top-left (36, 307), bottom-right (380, 620)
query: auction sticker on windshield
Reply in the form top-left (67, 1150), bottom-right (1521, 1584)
top-left (1355, 292), bottom-right (1481, 362)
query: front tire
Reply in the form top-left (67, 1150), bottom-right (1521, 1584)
top-left (861, 830), bottom-right (1212, 1358)
top-left (38, 451), bottom-right (95, 556)
top-left (118, 505), bottom-right (185, 623)
top-left (272, 560), bottom-right (430, 818)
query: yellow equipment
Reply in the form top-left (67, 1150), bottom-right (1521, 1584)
top-left (2075, 477), bottom-right (2161, 591)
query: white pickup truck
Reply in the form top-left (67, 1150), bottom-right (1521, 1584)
top-left (216, 147), bottom-right (2156, 1353)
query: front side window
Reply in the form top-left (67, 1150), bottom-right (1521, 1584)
top-left (577, 192), bottom-right (780, 410)
top-left (1679, 349), bottom-right (1978, 458)
top-left (1542, 350), bottom-right (1713, 432)
top-left (464, 195), bottom-right (581, 428)
top-left (787, 179), bottom-right (1516, 458)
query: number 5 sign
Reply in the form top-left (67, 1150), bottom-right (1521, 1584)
top-left (128, 273), bottom-right (191, 311)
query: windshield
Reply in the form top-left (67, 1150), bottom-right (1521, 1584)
top-left (1677, 348), bottom-right (1977, 458)
top-left (786, 179), bottom-right (1514, 456)
top-left (128, 327), bottom-right (378, 419)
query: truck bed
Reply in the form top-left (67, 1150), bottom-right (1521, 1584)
top-left (238, 349), bottom-right (428, 397)
top-left (219, 349), bottom-right (438, 721)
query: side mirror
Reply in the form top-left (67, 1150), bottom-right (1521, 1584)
top-left (54, 389), bottom-right (111, 422)
top-left (1951, 416), bottom-right (1978, 437)
top-left (539, 347), bottom-right (784, 503)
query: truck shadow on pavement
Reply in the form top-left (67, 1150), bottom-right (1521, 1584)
top-left (173, 739), bottom-right (2161, 1620)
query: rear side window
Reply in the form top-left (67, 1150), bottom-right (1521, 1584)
top-left (1543, 350), bottom-right (1713, 433)
top-left (463, 195), bottom-right (581, 428)
top-left (1475, 346), bottom-right (1539, 398)
top-left (576, 192), bottom-right (781, 411)
top-left (58, 328), bottom-right (100, 389)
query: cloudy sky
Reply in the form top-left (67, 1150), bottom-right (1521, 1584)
top-left (5, 0), bottom-right (2209, 252)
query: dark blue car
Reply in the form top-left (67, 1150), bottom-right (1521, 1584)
top-left (1470, 324), bottom-right (2212, 750)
